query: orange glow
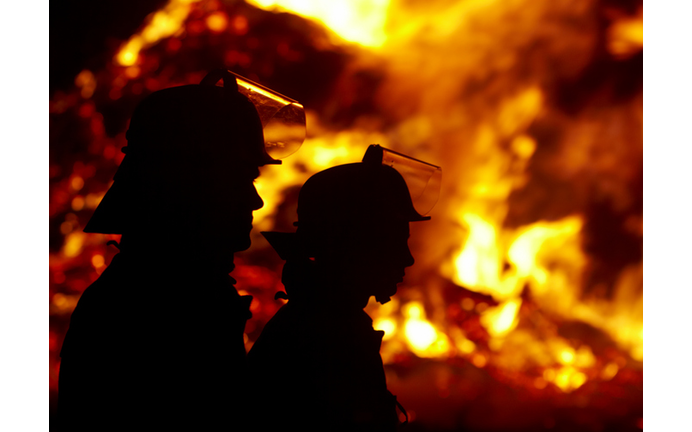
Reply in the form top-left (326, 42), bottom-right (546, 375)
top-left (471, 353), bottom-right (487, 368)
top-left (206, 12), bottom-right (228, 33)
top-left (70, 176), bottom-right (84, 191)
top-left (85, 193), bottom-right (104, 209)
top-left (74, 70), bottom-right (96, 98)
top-left (91, 254), bottom-right (105, 269)
top-left (71, 196), bottom-right (85, 211)
top-left (51, 293), bottom-right (79, 314)
top-left (460, 298), bottom-right (475, 311)
top-left (449, 327), bottom-right (476, 355)
top-left (607, 8), bottom-right (643, 58)
top-left (601, 362), bottom-right (619, 380)
top-left (124, 66), bottom-right (141, 79)
top-left (63, 232), bottom-right (85, 258)
top-left (534, 377), bottom-right (547, 389)
top-left (60, 221), bottom-right (73, 235)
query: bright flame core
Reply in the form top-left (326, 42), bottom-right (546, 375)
top-left (246, 0), bottom-right (390, 47)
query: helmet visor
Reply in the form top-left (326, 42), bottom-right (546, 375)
top-left (228, 71), bottom-right (305, 160)
top-left (363, 145), bottom-right (442, 216)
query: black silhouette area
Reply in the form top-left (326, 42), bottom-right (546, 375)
top-left (57, 70), bottom-right (278, 431)
top-left (249, 146), bottom-right (430, 431)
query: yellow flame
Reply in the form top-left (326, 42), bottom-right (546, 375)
top-left (601, 362), bottom-right (619, 380)
top-left (206, 12), bottom-right (228, 33)
top-left (63, 232), bottom-right (85, 258)
top-left (445, 211), bottom-right (634, 381)
top-left (453, 213), bottom-right (500, 289)
top-left (558, 347), bottom-right (575, 365)
top-left (607, 9), bottom-right (643, 57)
top-left (247, 0), bottom-right (390, 47)
top-left (116, 37), bottom-right (144, 67)
top-left (449, 327), bottom-right (477, 355)
top-left (404, 319), bottom-right (437, 351)
top-left (542, 366), bottom-right (588, 392)
top-left (511, 135), bottom-right (537, 160)
top-left (574, 345), bottom-right (596, 368)
top-left (373, 317), bottom-right (397, 340)
top-left (508, 216), bottom-right (583, 295)
top-left (398, 301), bottom-right (451, 358)
top-left (480, 298), bottom-right (522, 338)
top-left (459, 338), bottom-right (476, 354)
top-left (115, 0), bottom-right (199, 66)
top-left (497, 88), bottom-right (543, 136)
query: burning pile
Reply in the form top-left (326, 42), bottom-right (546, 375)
top-left (49, 0), bottom-right (643, 430)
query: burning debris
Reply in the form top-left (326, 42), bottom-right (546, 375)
top-left (50, 0), bottom-right (642, 430)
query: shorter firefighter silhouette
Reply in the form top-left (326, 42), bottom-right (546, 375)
top-left (249, 145), bottom-right (441, 431)
top-left (57, 70), bottom-right (305, 431)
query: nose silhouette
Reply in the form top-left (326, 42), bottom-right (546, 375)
top-left (251, 185), bottom-right (264, 211)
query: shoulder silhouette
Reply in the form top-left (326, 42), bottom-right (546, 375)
top-left (249, 145), bottom-right (438, 431)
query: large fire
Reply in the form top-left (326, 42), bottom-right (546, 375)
top-left (50, 0), bottom-right (643, 430)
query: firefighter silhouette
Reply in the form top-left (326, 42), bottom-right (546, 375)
top-left (57, 70), bottom-right (305, 430)
top-left (249, 145), bottom-right (440, 431)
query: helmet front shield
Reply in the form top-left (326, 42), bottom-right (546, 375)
top-left (363, 145), bottom-right (442, 217)
top-left (203, 70), bottom-right (306, 162)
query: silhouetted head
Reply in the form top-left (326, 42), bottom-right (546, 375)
top-left (85, 71), bottom-right (277, 268)
top-left (295, 157), bottom-right (428, 307)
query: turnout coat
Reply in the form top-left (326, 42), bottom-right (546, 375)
top-left (248, 298), bottom-right (400, 431)
top-left (58, 252), bottom-right (253, 431)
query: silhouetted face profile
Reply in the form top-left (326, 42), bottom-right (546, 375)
top-left (174, 161), bottom-right (263, 263)
top-left (293, 162), bottom-right (426, 307)
top-left (84, 75), bottom-right (275, 270)
top-left (341, 218), bottom-right (414, 306)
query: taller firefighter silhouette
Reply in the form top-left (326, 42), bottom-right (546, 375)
top-left (249, 144), bottom-right (441, 431)
top-left (57, 70), bottom-right (305, 431)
